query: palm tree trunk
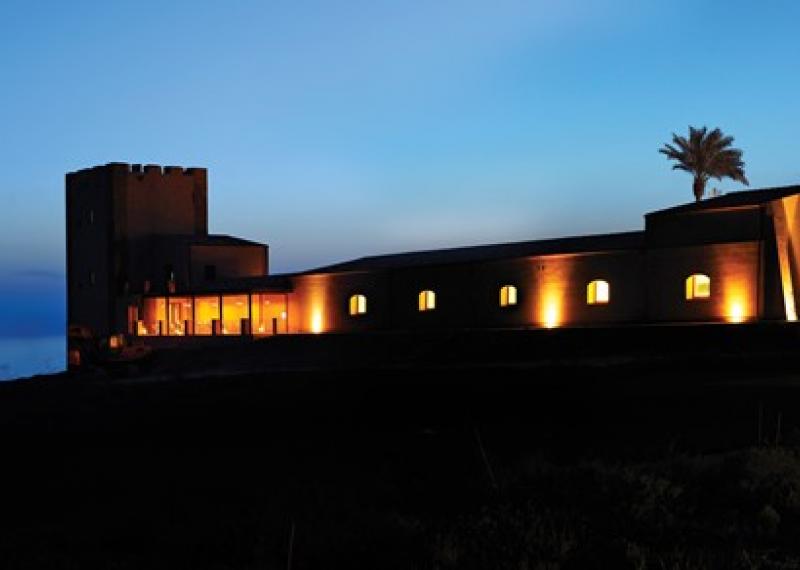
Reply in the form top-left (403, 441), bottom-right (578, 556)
top-left (693, 176), bottom-right (705, 201)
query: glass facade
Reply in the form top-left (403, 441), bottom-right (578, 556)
top-left (141, 297), bottom-right (166, 336)
top-left (250, 293), bottom-right (288, 335)
top-left (168, 297), bottom-right (193, 336)
top-left (194, 296), bottom-right (220, 335)
top-left (222, 294), bottom-right (249, 335)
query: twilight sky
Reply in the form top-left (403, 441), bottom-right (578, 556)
top-left (1, 0), bottom-right (799, 336)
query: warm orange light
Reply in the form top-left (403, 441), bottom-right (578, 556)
top-left (302, 276), bottom-right (330, 334)
top-left (774, 197), bottom-right (799, 322)
top-left (222, 294), bottom-right (249, 335)
top-left (544, 303), bottom-right (560, 329)
top-left (194, 296), bottom-right (221, 336)
top-left (778, 250), bottom-right (798, 321)
top-left (534, 258), bottom-right (571, 328)
top-left (723, 278), bottom-right (751, 324)
top-left (311, 311), bottom-right (323, 334)
top-left (727, 301), bottom-right (745, 324)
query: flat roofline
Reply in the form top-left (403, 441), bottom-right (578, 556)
top-left (301, 230), bottom-right (645, 275)
top-left (646, 184), bottom-right (800, 218)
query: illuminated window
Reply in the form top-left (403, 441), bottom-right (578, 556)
top-left (142, 297), bottom-right (166, 336)
top-left (167, 297), bottom-right (193, 336)
top-left (499, 285), bottom-right (517, 307)
top-left (349, 294), bottom-right (367, 316)
top-left (222, 294), bottom-right (249, 335)
top-left (251, 293), bottom-right (288, 335)
top-left (587, 280), bottom-right (610, 305)
top-left (685, 274), bottom-right (711, 300)
top-left (194, 296), bottom-right (220, 335)
top-left (418, 290), bottom-right (436, 311)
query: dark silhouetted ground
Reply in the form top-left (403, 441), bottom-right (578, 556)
top-left (4, 326), bottom-right (800, 568)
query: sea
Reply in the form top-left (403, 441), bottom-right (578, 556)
top-left (0, 336), bottom-right (66, 381)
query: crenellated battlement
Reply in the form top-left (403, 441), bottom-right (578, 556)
top-left (69, 162), bottom-right (206, 179)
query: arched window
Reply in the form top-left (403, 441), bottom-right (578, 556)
top-left (587, 279), bottom-right (610, 305)
top-left (685, 274), bottom-right (711, 300)
top-left (499, 285), bottom-right (517, 307)
top-left (349, 294), bottom-right (367, 316)
top-left (418, 290), bottom-right (436, 312)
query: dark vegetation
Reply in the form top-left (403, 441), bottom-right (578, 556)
top-left (4, 326), bottom-right (800, 569)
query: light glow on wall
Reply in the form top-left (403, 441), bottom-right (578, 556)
top-left (727, 301), bottom-right (745, 324)
top-left (543, 301), bottom-right (560, 329)
top-left (723, 278), bottom-right (752, 324)
top-left (302, 276), bottom-right (330, 334)
top-left (774, 197), bottom-right (799, 322)
top-left (535, 257), bottom-right (573, 329)
top-left (310, 310), bottom-right (323, 334)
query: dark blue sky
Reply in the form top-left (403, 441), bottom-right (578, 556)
top-left (1, 0), bottom-right (799, 336)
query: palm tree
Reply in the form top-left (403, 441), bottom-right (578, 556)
top-left (659, 126), bottom-right (749, 201)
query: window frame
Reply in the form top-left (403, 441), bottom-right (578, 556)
top-left (586, 279), bottom-right (610, 305)
top-left (499, 284), bottom-right (518, 308)
top-left (349, 294), bottom-right (367, 316)
top-left (418, 290), bottom-right (436, 312)
top-left (685, 273), bottom-right (711, 300)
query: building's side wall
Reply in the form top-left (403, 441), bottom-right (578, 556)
top-left (645, 207), bottom-right (763, 247)
top-left (189, 244), bottom-right (268, 285)
top-left (66, 168), bottom-right (114, 336)
top-left (645, 242), bottom-right (760, 322)
top-left (288, 272), bottom-right (391, 333)
top-left (763, 201), bottom-right (790, 320)
top-left (288, 250), bottom-right (646, 333)
top-left (119, 165), bottom-right (207, 240)
top-left (770, 195), bottom-right (800, 321)
top-left (134, 238), bottom-right (190, 293)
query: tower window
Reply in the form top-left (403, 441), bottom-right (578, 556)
top-left (418, 290), bottom-right (436, 312)
top-left (587, 280), bottom-right (610, 304)
top-left (499, 285), bottom-right (517, 307)
top-left (349, 294), bottom-right (367, 316)
top-left (685, 274), bottom-right (711, 300)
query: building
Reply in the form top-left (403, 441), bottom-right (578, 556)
top-left (66, 163), bottom-right (800, 350)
